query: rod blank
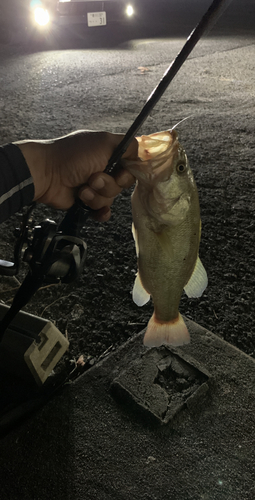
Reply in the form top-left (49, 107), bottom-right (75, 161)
top-left (105, 0), bottom-right (234, 174)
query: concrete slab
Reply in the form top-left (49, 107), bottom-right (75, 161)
top-left (0, 319), bottom-right (255, 500)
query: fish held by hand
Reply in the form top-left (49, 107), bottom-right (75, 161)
top-left (123, 129), bottom-right (208, 348)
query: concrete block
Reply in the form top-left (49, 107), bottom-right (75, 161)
top-left (111, 346), bottom-right (210, 424)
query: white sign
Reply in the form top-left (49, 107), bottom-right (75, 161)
top-left (87, 12), bottom-right (107, 27)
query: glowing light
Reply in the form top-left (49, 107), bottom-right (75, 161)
top-left (34, 7), bottom-right (50, 26)
top-left (218, 480), bottom-right (223, 486)
top-left (30, 0), bottom-right (42, 8)
top-left (126, 5), bottom-right (134, 17)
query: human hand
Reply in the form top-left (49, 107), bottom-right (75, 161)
top-left (16, 130), bottom-right (138, 221)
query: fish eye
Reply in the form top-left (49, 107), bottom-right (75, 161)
top-left (177, 163), bottom-right (186, 174)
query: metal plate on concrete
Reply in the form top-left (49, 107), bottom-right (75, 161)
top-left (111, 346), bottom-right (211, 424)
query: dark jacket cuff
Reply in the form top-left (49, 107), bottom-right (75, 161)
top-left (0, 143), bottom-right (34, 223)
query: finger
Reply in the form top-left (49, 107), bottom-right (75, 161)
top-left (91, 206), bottom-right (111, 222)
top-left (122, 137), bottom-right (139, 160)
top-left (109, 135), bottom-right (139, 161)
top-left (114, 168), bottom-right (136, 189)
top-left (88, 172), bottom-right (123, 198)
top-left (88, 169), bottom-right (135, 200)
top-left (79, 186), bottom-right (115, 211)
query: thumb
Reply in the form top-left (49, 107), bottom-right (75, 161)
top-left (109, 135), bottom-right (138, 161)
top-left (122, 137), bottom-right (139, 160)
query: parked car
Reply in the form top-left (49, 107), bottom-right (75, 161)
top-left (0, 0), bottom-right (137, 44)
top-left (30, 0), bottom-right (136, 29)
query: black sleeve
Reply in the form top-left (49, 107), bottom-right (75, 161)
top-left (0, 143), bottom-right (35, 223)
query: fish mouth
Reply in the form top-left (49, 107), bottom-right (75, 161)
top-left (145, 129), bottom-right (181, 182)
top-left (137, 129), bottom-right (179, 163)
top-left (122, 128), bottom-right (185, 187)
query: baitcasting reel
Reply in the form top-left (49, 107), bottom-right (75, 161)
top-left (0, 201), bottom-right (88, 283)
top-left (0, 201), bottom-right (89, 337)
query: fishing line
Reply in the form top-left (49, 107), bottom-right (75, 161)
top-left (104, 0), bottom-right (234, 175)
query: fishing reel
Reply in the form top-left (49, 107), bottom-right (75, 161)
top-left (0, 201), bottom-right (89, 336)
top-left (0, 201), bottom-right (87, 284)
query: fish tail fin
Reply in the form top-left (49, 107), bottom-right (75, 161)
top-left (143, 313), bottom-right (190, 347)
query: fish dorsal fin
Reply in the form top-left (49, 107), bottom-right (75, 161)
top-left (184, 256), bottom-right (208, 298)
top-left (132, 223), bottom-right (139, 257)
top-left (132, 272), bottom-right (150, 306)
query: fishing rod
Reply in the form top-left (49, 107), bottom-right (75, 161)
top-left (0, 0), bottom-right (234, 338)
top-left (58, 0), bottom-right (234, 233)
top-left (104, 0), bottom-right (234, 174)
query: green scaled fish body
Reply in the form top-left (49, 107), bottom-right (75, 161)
top-left (124, 129), bottom-right (207, 347)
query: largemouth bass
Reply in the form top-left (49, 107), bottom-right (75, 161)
top-left (123, 129), bottom-right (207, 347)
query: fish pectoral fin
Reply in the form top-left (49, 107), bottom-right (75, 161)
top-left (132, 272), bottom-right (150, 306)
top-left (184, 256), bottom-right (208, 298)
top-left (132, 222), bottom-right (139, 257)
top-left (168, 193), bottom-right (191, 224)
top-left (143, 313), bottom-right (190, 347)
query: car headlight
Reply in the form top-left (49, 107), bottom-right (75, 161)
top-left (126, 5), bottom-right (134, 17)
top-left (34, 7), bottom-right (50, 26)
